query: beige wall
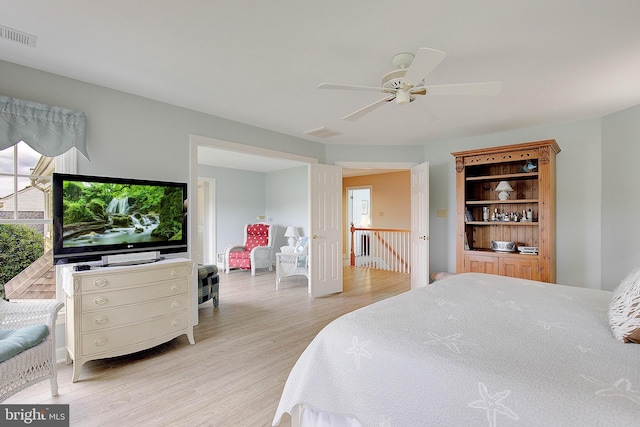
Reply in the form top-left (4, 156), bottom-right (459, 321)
top-left (342, 171), bottom-right (411, 251)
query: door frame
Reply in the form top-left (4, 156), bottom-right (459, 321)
top-left (188, 140), bottom-right (424, 303)
top-left (188, 136), bottom-right (321, 315)
top-left (345, 185), bottom-right (372, 260)
top-left (196, 177), bottom-right (216, 266)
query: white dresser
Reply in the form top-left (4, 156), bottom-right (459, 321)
top-left (62, 257), bottom-right (194, 382)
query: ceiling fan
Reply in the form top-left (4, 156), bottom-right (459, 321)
top-left (318, 48), bottom-right (502, 121)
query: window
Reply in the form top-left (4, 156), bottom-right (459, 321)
top-left (0, 141), bottom-right (74, 300)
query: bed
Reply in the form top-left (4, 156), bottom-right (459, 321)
top-left (273, 272), bottom-right (640, 427)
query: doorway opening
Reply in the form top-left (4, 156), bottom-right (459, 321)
top-left (346, 186), bottom-right (371, 258)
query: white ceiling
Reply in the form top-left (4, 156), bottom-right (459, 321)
top-left (2, 1), bottom-right (640, 169)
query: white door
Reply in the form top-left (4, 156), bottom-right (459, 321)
top-left (196, 181), bottom-right (205, 266)
top-left (411, 162), bottom-right (430, 289)
top-left (309, 163), bottom-right (343, 297)
top-left (196, 178), bottom-right (216, 265)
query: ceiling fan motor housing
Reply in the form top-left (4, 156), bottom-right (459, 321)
top-left (381, 69), bottom-right (407, 90)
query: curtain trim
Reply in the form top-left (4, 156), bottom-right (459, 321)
top-left (0, 96), bottom-right (89, 160)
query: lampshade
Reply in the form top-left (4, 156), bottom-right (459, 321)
top-left (284, 226), bottom-right (300, 247)
top-left (495, 181), bottom-right (514, 201)
top-left (495, 181), bottom-right (513, 192)
top-left (284, 226), bottom-right (299, 238)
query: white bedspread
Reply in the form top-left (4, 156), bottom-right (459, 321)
top-left (273, 273), bottom-right (640, 426)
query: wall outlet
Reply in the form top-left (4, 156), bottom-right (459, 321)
top-left (436, 209), bottom-right (447, 218)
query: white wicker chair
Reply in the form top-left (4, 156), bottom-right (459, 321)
top-left (0, 299), bottom-right (64, 402)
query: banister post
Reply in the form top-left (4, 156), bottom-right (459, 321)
top-left (350, 222), bottom-right (355, 266)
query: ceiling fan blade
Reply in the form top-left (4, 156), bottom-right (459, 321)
top-left (343, 96), bottom-right (395, 121)
top-left (318, 83), bottom-right (388, 93)
top-left (424, 81), bottom-right (502, 96)
top-left (403, 48), bottom-right (447, 86)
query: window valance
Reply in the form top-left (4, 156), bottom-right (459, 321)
top-left (0, 96), bottom-right (89, 160)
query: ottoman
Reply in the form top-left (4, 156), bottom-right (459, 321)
top-left (197, 265), bottom-right (219, 308)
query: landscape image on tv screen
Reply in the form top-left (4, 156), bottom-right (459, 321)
top-left (61, 179), bottom-right (184, 249)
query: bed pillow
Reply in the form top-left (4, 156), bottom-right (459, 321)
top-left (608, 268), bottom-right (640, 343)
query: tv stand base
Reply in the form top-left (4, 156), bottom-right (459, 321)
top-left (101, 251), bottom-right (160, 266)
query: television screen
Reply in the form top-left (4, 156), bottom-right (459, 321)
top-left (52, 173), bottom-right (187, 265)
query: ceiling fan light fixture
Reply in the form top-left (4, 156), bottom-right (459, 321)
top-left (396, 90), bottom-right (410, 105)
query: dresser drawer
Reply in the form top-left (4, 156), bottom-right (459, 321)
top-left (81, 279), bottom-right (187, 311)
top-left (75, 263), bottom-right (192, 293)
top-left (81, 311), bottom-right (189, 357)
top-left (81, 294), bottom-right (189, 332)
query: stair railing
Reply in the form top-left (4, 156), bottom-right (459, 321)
top-left (349, 223), bottom-right (411, 273)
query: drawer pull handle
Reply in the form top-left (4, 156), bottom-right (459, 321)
top-left (94, 316), bottom-right (108, 325)
top-left (94, 296), bottom-right (108, 305)
top-left (94, 279), bottom-right (108, 287)
top-left (171, 285), bottom-right (180, 292)
top-left (171, 301), bottom-right (181, 308)
top-left (94, 337), bottom-right (108, 346)
top-left (172, 319), bottom-right (182, 327)
top-left (170, 269), bottom-right (179, 276)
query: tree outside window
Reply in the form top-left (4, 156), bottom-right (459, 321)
top-left (0, 141), bottom-right (55, 300)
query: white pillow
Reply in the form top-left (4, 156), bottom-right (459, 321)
top-left (608, 268), bottom-right (640, 343)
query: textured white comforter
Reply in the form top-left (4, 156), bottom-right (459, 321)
top-left (273, 273), bottom-right (640, 426)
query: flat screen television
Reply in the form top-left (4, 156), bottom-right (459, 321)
top-left (52, 173), bottom-right (187, 265)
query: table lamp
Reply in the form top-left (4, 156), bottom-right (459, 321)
top-left (495, 181), bottom-right (513, 201)
top-left (284, 226), bottom-right (300, 247)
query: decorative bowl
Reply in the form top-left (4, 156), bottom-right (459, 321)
top-left (491, 240), bottom-right (516, 252)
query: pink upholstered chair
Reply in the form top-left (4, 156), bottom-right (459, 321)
top-left (224, 223), bottom-right (279, 276)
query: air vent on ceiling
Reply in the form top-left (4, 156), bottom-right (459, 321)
top-left (304, 127), bottom-right (342, 139)
top-left (0, 25), bottom-right (37, 47)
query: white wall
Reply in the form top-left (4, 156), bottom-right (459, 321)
top-left (265, 166), bottom-right (309, 249)
top-left (1, 59), bottom-right (323, 265)
top-left (422, 119), bottom-right (603, 289)
top-left (197, 164), bottom-right (266, 253)
top-left (196, 164), bottom-right (308, 255)
top-left (325, 144), bottom-right (424, 165)
top-left (5, 58), bottom-right (640, 291)
top-left (0, 60), bottom-right (326, 185)
top-left (601, 104), bottom-right (640, 290)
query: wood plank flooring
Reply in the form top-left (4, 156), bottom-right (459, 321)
top-left (5, 266), bottom-right (410, 426)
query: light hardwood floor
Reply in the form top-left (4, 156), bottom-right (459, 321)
top-left (6, 266), bottom-right (411, 426)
